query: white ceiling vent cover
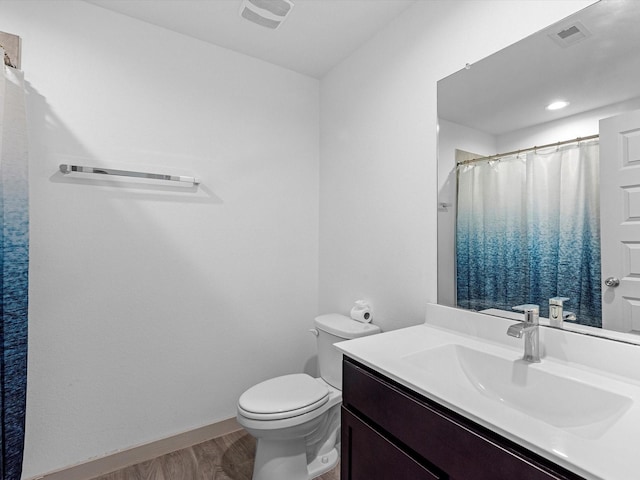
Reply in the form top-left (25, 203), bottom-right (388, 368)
top-left (239, 0), bottom-right (295, 30)
top-left (548, 21), bottom-right (592, 48)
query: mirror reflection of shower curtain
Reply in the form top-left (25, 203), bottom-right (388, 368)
top-left (0, 57), bottom-right (29, 479)
top-left (456, 141), bottom-right (601, 326)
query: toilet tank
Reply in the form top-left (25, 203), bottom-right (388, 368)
top-left (314, 314), bottom-right (380, 389)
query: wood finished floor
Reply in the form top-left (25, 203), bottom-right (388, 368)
top-left (90, 429), bottom-right (340, 480)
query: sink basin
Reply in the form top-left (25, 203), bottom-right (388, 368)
top-left (403, 344), bottom-right (632, 438)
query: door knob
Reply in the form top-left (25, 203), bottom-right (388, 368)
top-left (605, 277), bottom-right (620, 287)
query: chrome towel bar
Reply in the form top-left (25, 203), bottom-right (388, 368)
top-left (59, 164), bottom-right (200, 185)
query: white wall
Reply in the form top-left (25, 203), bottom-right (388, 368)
top-left (0, 1), bottom-right (319, 477)
top-left (437, 119), bottom-right (497, 307)
top-left (497, 96), bottom-right (640, 151)
top-left (319, 0), bottom-right (594, 332)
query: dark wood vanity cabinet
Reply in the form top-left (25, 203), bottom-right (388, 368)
top-left (341, 357), bottom-right (586, 480)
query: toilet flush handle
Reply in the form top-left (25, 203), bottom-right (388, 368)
top-left (309, 328), bottom-right (319, 336)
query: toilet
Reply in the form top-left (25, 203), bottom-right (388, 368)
top-left (237, 313), bottom-right (380, 480)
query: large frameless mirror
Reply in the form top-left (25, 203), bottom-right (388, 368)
top-left (437, 0), bottom-right (640, 343)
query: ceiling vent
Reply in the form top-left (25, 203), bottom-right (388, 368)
top-left (239, 0), bottom-right (294, 30)
top-left (548, 21), bottom-right (591, 48)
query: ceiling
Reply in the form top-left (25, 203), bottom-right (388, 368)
top-left (438, 0), bottom-right (640, 136)
top-left (83, 0), bottom-right (417, 79)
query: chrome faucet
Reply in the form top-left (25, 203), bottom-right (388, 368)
top-left (549, 296), bottom-right (576, 328)
top-left (507, 304), bottom-right (541, 363)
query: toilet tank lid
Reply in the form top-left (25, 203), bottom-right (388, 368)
top-left (314, 313), bottom-right (380, 339)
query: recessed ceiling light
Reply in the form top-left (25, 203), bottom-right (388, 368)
top-left (546, 100), bottom-right (570, 111)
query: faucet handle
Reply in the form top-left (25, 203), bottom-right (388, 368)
top-left (512, 304), bottom-right (539, 324)
top-left (512, 304), bottom-right (539, 312)
top-left (549, 296), bottom-right (569, 306)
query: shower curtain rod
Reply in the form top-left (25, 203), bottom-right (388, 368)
top-left (59, 164), bottom-right (200, 185)
top-left (456, 133), bottom-right (599, 167)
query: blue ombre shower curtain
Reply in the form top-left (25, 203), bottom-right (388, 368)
top-left (457, 141), bottom-right (601, 326)
top-left (0, 56), bottom-right (29, 479)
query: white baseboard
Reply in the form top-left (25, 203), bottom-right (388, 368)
top-left (25, 417), bottom-right (242, 480)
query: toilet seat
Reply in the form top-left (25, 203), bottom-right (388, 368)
top-left (238, 373), bottom-right (329, 421)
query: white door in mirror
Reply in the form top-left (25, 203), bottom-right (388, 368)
top-left (600, 109), bottom-right (640, 333)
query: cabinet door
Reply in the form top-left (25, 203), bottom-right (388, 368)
top-left (343, 358), bottom-right (584, 480)
top-left (342, 408), bottom-right (444, 480)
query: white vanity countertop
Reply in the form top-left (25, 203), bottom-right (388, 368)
top-left (335, 304), bottom-right (640, 480)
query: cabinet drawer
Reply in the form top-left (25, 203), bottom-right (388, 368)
top-left (342, 408), bottom-right (443, 480)
top-left (343, 358), bottom-right (583, 480)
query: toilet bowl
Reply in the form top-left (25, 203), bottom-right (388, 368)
top-left (237, 314), bottom-right (380, 480)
